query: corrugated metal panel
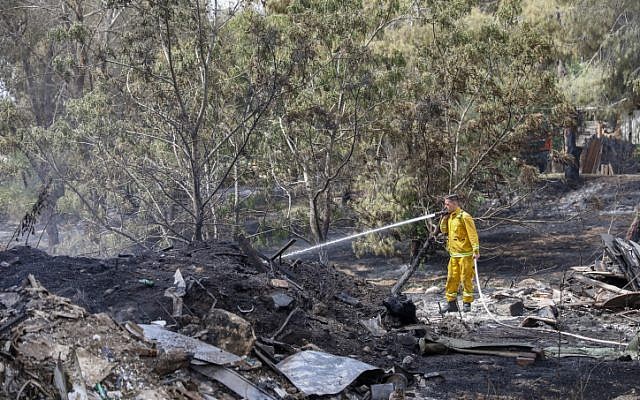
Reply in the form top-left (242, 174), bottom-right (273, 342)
top-left (632, 111), bottom-right (640, 145)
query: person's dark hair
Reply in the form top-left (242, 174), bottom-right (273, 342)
top-left (444, 194), bottom-right (460, 202)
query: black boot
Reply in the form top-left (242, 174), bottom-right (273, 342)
top-left (440, 300), bottom-right (458, 313)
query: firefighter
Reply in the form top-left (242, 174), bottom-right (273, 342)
top-left (439, 194), bottom-right (480, 313)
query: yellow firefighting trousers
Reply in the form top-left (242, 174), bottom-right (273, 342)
top-left (445, 256), bottom-right (474, 303)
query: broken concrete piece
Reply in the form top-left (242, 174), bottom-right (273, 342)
top-left (68, 347), bottom-right (89, 400)
top-left (140, 324), bottom-right (241, 365)
top-left (276, 350), bottom-right (384, 396)
top-left (75, 347), bottom-right (115, 387)
top-left (164, 287), bottom-right (184, 317)
top-left (371, 383), bottom-right (394, 400)
top-left (271, 293), bottom-right (294, 310)
top-left (153, 349), bottom-right (191, 375)
top-left (270, 279), bottom-right (289, 288)
top-left (204, 308), bottom-right (256, 356)
top-left (53, 356), bottom-right (68, 400)
top-left (494, 299), bottom-right (525, 316)
top-left (537, 305), bottom-right (558, 319)
top-left (516, 278), bottom-right (548, 290)
top-left (401, 355), bottom-right (414, 367)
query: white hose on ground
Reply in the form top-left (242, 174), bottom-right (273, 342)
top-left (473, 259), bottom-right (629, 347)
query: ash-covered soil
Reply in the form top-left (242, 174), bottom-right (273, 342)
top-left (0, 242), bottom-right (390, 365)
top-left (0, 175), bottom-right (639, 399)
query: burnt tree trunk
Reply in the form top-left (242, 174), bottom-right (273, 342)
top-left (563, 126), bottom-right (581, 183)
top-left (627, 206), bottom-right (640, 243)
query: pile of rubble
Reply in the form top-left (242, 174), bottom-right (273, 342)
top-left (0, 275), bottom-right (167, 399)
top-left (416, 233), bottom-right (640, 363)
top-left (566, 234), bottom-right (640, 311)
top-left (2, 232), bottom-right (640, 399)
top-left (0, 240), bottom-right (430, 399)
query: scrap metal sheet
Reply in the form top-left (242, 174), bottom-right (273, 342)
top-left (192, 365), bottom-right (276, 400)
top-left (276, 350), bottom-right (383, 395)
top-left (140, 324), bottom-right (241, 365)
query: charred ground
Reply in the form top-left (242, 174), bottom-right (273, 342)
top-left (0, 175), bottom-right (639, 399)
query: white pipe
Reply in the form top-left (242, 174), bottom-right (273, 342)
top-left (473, 259), bottom-right (629, 347)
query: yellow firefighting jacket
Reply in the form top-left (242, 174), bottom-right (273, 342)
top-left (439, 207), bottom-right (480, 258)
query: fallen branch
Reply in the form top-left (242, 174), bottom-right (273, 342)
top-left (192, 278), bottom-right (218, 308)
top-left (270, 307), bottom-right (301, 340)
top-left (391, 236), bottom-right (435, 296)
top-left (16, 379), bottom-right (50, 400)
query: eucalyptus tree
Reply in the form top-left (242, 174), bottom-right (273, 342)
top-left (555, 0), bottom-right (640, 110)
top-left (260, 0), bottom-right (400, 263)
top-left (0, 0), bottom-right (124, 250)
top-left (351, 0), bottom-right (565, 255)
top-left (68, 0), bottom-right (285, 246)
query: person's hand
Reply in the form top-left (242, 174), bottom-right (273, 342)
top-left (474, 253), bottom-right (480, 261)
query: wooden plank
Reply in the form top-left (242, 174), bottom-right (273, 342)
top-left (570, 266), bottom-right (594, 272)
top-left (615, 238), bottom-right (640, 268)
top-left (572, 274), bottom-right (632, 295)
top-left (581, 138), bottom-right (602, 174)
top-left (570, 265), bottom-right (625, 278)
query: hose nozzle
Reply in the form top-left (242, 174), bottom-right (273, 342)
top-left (434, 209), bottom-right (449, 217)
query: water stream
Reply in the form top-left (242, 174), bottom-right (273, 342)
top-left (282, 212), bottom-right (442, 258)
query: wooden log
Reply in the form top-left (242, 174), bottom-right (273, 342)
top-left (563, 125), bottom-right (581, 182)
top-left (236, 234), bottom-right (269, 273)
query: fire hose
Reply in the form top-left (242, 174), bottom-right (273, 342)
top-left (473, 258), bottom-right (629, 347)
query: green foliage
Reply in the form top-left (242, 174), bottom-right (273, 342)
top-left (0, 0), bottom-right (596, 257)
top-left (552, 1), bottom-right (640, 111)
top-left (0, 183), bottom-right (37, 222)
top-left (348, 0), bottom-right (563, 255)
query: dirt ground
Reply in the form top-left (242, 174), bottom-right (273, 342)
top-left (318, 174), bottom-right (640, 399)
top-left (0, 174), bottom-right (639, 399)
